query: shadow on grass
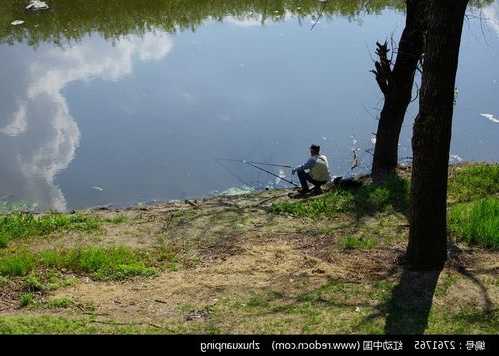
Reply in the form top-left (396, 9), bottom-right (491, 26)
top-left (449, 243), bottom-right (494, 313)
top-left (351, 174), bottom-right (410, 220)
top-left (270, 174), bottom-right (410, 222)
top-left (353, 267), bottom-right (441, 334)
top-left (383, 256), bottom-right (496, 334)
top-left (383, 268), bottom-right (441, 334)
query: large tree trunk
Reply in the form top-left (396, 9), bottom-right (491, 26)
top-left (407, 0), bottom-right (469, 270)
top-left (371, 0), bottom-right (426, 181)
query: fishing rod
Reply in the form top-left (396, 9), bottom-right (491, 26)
top-left (216, 158), bottom-right (293, 169)
top-left (215, 158), bottom-right (299, 187)
top-left (245, 162), bottom-right (299, 187)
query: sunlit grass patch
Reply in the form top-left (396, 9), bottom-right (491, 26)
top-left (22, 271), bottom-right (77, 293)
top-left (448, 164), bottom-right (499, 203)
top-left (24, 273), bottom-right (45, 292)
top-left (427, 307), bottom-right (499, 334)
top-left (215, 280), bottom-right (393, 334)
top-left (449, 198), bottom-right (499, 249)
top-left (0, 246), bottom-right (156, 280)
top-left (42, 246), bottom-right (157, 280)
top-left (270, 190), bottom-right (354, 217)
top-left (19, 293), bottom-right (34, 308)
top-left (295, 280), bottom-right (368, 304)
top-left (0, 212), bottom-right (100, 247)
top-left (0, 315), bottom-right (169, 334)
top-left (0, 315), bottom-right (100, 334)
top-left (46, 297), bottom-right (74, 309)
top-left (0, 212), bottom-right (131, 248)
top-left (340, 234), bottom-right (378, 250)
top-left (0, 252), bottom-right (36, 276)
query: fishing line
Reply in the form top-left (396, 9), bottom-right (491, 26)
top-left (215, 158), bottom-right (293, 169)
top-left (214, 159), bottom-right (255, 189)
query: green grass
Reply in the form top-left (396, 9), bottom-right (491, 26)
top-left (449, 198), bottom-right (499, 249)
top-left (0, 212), bottom-right (100, 248)
top-left (24, 274), bottom-right (45, 292)
top-left (0, 315), bottom-right (172, 334)
top-left (434, 273), bottom-right (459, 298)
top-left (271, 164), bottom-right (498, 220)
top-left (0, 252), bottom-right (36, 276)
top-left (2, 280), bottom-right (497, 334)
top-left (19, 293), bottom-right (34, 308)
top-left (0, 315), bottom-right (101, 334)
top-left (449, 165), bottom-right (499, 203)
top-left (295, 280), bottom-right (368, 304)
top-left (23, 272), bottom-right (76, 292)
top-left (46, 297), bottom-right (74, 309)
top-left (0, 246), bottom-right (156, 280)
top-left (427, 308), bottom-right (499, 334)
top-left (340, 234), bottom-right (378, 250)
top-left (271, 190), bottom-right (354, 217)
top-left (271, 175), bottom-right (409, 218)
top-left (224, 279), bottom-right (496, 334)
top-left (0, 212), bottom-right (130, 248)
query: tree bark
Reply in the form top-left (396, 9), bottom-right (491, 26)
top-left (407, 0), bottom-right (469, 270)
top-left (371, 0), bottom-right (426, 181)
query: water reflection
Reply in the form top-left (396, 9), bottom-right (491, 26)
top-left (0, 33), bottom-right (173, 210)
top-left (0, 1), bottom-right (498, 211)
top-left (483, 1), bottom-right (499, 35)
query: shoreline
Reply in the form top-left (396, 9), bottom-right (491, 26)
top-left (0, 162), bottom-right (497, 334)
top-left (73, 160), bottom-right (497, 214)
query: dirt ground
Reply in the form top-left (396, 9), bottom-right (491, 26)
top-left (1, 188), bottom-right (498, 334)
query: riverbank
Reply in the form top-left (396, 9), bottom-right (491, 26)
top-left (0, 163), bottom-right (497, 334)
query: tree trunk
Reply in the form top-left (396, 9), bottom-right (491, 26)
top-left (407, 0), bottom-right (469, 270)
top-left (371, 0), bottom-right (426, 181)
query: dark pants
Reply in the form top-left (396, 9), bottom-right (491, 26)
top-left (297, 168), bottom-right (326, 191)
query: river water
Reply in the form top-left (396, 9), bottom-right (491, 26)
top-left (1, 0), bottom-right (498, 210)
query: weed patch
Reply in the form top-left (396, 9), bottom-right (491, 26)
top-left (340, 235), bottom-right (378, 250)
top-left (19, 293), bottom-right (34, 308)
top-left (449, 198), bottom-right (499, 249)
top-left (0, 246), bottom-right (156, 280)
top-left (449, 165), bottom-right (499, 203)
top-left (0, 213), bottom-right (100, 247)
top-left (46, 297), bottom-right (74, 309)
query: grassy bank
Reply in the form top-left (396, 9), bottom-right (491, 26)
top-left (0, 212), bottom-right (127, 248)
top-left (272, 163), bottom-right (499, 249)
top-left (0, 246), bottom-right (156, 280)
top-left (0, 163), bottom-right (497, 334)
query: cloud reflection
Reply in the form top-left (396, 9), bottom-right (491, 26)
top-left (0, 32), bottom-right (173, 210)
top-left (483, 2), bottom-right (499, 36)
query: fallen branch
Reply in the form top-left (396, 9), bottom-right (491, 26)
top-left (185, 200), bottom-right (200, 209)
top-left (253, 193), bottom-right (290, 207)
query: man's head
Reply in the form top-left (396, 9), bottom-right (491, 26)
top-left (310, 144), bottom-right (320, 156)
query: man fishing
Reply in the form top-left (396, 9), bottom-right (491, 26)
top-left (292, 144), bottom-right (331, 194)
